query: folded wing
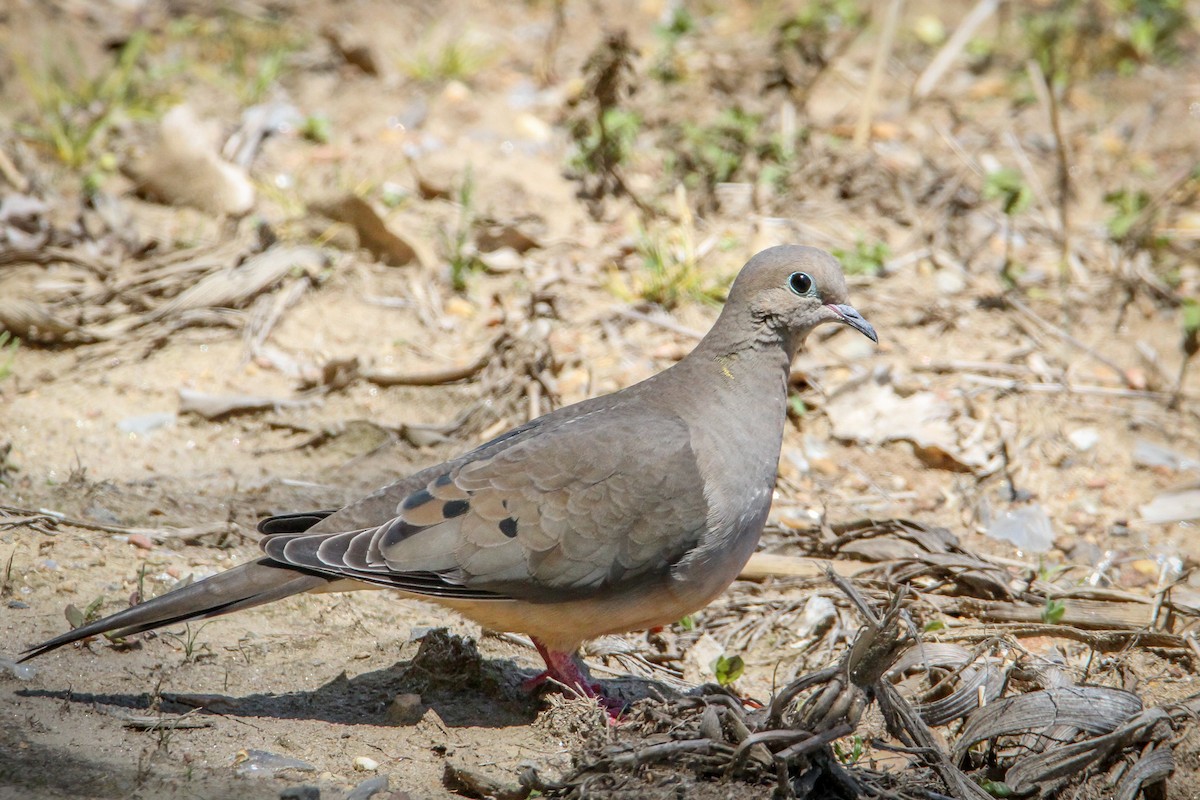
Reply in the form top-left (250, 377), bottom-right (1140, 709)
top-left (259, 406), bottom-right (711, 602)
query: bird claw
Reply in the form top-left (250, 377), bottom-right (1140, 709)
top-left (527, 640), bottom-right (626, 720)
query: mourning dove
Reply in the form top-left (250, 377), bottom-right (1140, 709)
top-left (20, 245), bottom-right (877, 711)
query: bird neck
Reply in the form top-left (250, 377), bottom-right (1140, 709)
top-left (688, 307), bottom-right (795, 394)
top-left (658, 316), bottom-right (794, 433)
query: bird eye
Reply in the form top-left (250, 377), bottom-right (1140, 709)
top-left (788, 272), bottom-right (813, 296)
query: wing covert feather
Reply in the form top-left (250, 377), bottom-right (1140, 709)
top-left (259, 407), bottom-right (710, 603)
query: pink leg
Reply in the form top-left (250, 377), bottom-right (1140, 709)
top-left (527, 638), bottom-right (624, 718)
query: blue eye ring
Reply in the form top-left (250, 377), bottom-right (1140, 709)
top-left (788, 272), bottom-right (813, 295)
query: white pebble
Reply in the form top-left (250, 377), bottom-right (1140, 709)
top-left (1067, 427), bottom-right (1100, 452)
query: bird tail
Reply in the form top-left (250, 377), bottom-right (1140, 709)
top-left (18, 558), bottom-right (331, 662)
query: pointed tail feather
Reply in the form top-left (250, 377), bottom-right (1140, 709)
top-left (19, 558), bottom-right (331, 662)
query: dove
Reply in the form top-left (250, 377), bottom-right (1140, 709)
top-left (19, 245), bottom-right (877, 712)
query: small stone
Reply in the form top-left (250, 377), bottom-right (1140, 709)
top-left (515, 113), bottom-right (551, 143)
top-left (322, 23), bottom-right (383, 76)
top-left (934, 268), bottom-right (966, 295)
top-left (985, 503), bottom-right (1055, 553)
top-left (1133, 438), bottom-right (1199, 471)
top-left (442, 81), bottom-right (470, 103)
top-left (387, 693), bottom-right (426, 725)
top-left (682, 633), bottom-right (724, 685)
top-left (794, 595), bottom-right (836, 640)
top-left (128, 534), bottom-right (155, 550)
top-left (84, 504), bottom-right (122, 525)
top-left (129, 104), bottom-right (255, 216)
top-left (1067, 427), bottom-right (1099, 452)
top-left (346, 775), bottom-right (390, 800)
top-left (118, 412), bottom-right (176, 436)
top-left (478, 247), bottom-right (523, 274)
top-left (234, 749), bottom-right (315, 777)
top-left (1130, 559), bottom-right (1160, 578)
top-left (279, 787), bottom-right (320, 800)
top-left (913, 14), bottom-right (946, 45)
top-left (0, 658), bottom-right (36, 680)
top-left (353, 756), bottom-right (379, 772)
top-left (8, 600), bottom-right (29, 609)
top-left (444, 296), bottom-right (475, 319)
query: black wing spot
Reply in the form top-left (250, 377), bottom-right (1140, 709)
top-left (499, 517), bottom-right (518, 538)
top-left (442, 499), bottom-right (470, 519)
top-left (402, 488), bottom-right (434, 510)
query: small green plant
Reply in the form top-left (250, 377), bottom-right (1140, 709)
top-left (379, 182), bottom-right (408, 209)
top-left (1110, 0), bottom-right (1190, 71)
top-left (983, 168), bottom-right (1033, 217)
top-left (163, 622), bottom-right (210, 663)
top-left (301, 114), bottom-right (332, 144)
top-left (679, 109), bottom-right (757, 187)
top-left (788, 394), bottom-right (807, 418)
top-left (15, 30), bottom-right (165, 187)
top-left (712, 653), bottom-right (745, 687)
top-left (134, 562), bottom-right (149, 606)
top-left (244, 48), bottom-right (288, 104)
top-left (677, 614), bottom-right (696, 631)
top-left (1104, 187), bottom-right (1153, 242)
top-left (207, 12), bottom-right (303, 103)
top-left (160, 12), bottom-right (305, 105)
top-left (665, 107), bottom-right (796, 208)
top-left (1182, 299), bottom-right (1200, 357)
top-left (620, 221), bottom-right (725, 309)
top-left (0, 332), bottom-right (19, 381)
top-left (65, 596), bottom-right (106, 629)
top-left (923, 618), bottom-right (946, 632)
top-left (570, 108), bottom-right (641, 179)
top-left (833, 237), bottom-right (889, 277)
top-left (403, 34), bottom-right (494, 83)
top-left (1021, 0), bottom-right (1190, 85)
top-left (1, 550), bottom-right (15, 597)
top-left (443, 168), bottom-right (484, 291)
top-left (984, 168), bottom-right (1032, 285)
top-left (979, 779), bottom-right (1014, 797)
top-left (566, 31), bottom-right (640, 206)
top-left (1036, 559), bottom-right (1067, 583)
top-left (650, 6), bottom-right (696, 83)
top-left (1174, 298), bottom-right (1199, 408)
top-left (833, 734), bottom-right (866, 765)
top-left (1041, 597), bottom-right (1067, 624)
top-left (1022, 2), bottom-right (1087, 89)
top-left (767, 0), bottom-right (869, 101)
top-left (656, 5), bottom-right (696, 43)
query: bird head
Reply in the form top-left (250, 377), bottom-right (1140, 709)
top-left (726, 245), bottom-right (878, 356)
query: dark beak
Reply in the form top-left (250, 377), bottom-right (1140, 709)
top-left (827, 303), bottom-right (878, 343)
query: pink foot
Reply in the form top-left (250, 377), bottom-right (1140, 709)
top-left (529, 638), bottom-right (625, 719)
